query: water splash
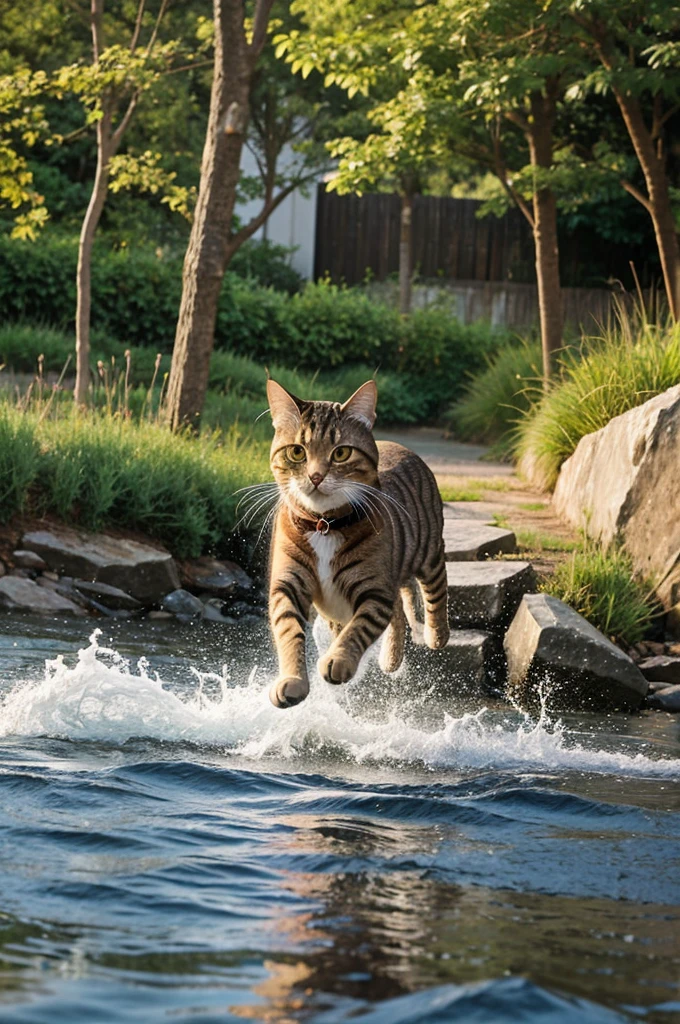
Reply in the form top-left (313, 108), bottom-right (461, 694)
top-left (1, 631), bottom-right (679, 777)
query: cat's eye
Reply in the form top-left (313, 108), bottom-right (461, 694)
top-left (286, 445), bottom-right (306, 463)
top-left (332, 446), bottom-right (352, 463)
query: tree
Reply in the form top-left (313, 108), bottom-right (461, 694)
top-left (165, 0), bottom-right (329, 430)
top-left (279, 0), bottom-right (585, 380)
top-left (567, 0), bottom-right (680, 319)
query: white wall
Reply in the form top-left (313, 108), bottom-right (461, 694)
top-left (237, 145), bottom-right (319, 280)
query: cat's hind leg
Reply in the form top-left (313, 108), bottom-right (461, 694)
top-left (416, 549), bottom-right (449, 650)
top-left (378, 596), bottom-right (406, 673)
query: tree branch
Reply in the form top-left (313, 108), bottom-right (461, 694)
top-left (505, 108), bottom-right (530, 135)
top-left (90, 0), bottom-right (105, 62)
top-left (129, 0), bottom-right (147, 52)
top-left (250, 0), bottom-right (276, 61)
top-left (621, 178), bottom-right (653, 214)
top-left (145, 0), bottom-right (170, 57)
top-left (231, 170), bottom-right (321, 250)
top-left (111, 91), bottom-right (139, 151)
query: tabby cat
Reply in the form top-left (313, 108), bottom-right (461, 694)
top-left (265, 378), bottom-right (449, 708)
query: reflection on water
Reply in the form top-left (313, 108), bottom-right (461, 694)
top-left (0, 615), bottom-right (679, 1023)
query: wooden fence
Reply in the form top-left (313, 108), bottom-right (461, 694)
top-left (314, 190), bottom-right (536, 285)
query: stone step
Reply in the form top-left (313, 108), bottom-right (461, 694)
top-left (442, 518), bottom-right (517, 561)
top-left (409, 624), bottom-right (503, 694)
top-left (446, 561), bottom-right (536, 630)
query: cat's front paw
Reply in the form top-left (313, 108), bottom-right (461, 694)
top-left (318, 649), bottom-right (358, 685)
top-left (424, 622), bottom-right (450, 650)
top-left (269, 676), bottom-right (309, 708)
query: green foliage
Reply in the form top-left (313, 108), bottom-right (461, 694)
top-left (0, 398), bottom-right (270, 559)
top-left (515, 314), bottom-right (680, 490)
top-left (448, 338), bottom-right (543, 450)
top-left (229, 240), bottom-right (304, 295)
top-left (542, 542), bottom-right (655, 647)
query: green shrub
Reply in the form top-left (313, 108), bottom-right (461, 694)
top-left (542, 543), bottom-right (656, 647)
top-left (516, 316), bottom-right (680, 490)
top-left (448, 338), bottom-right (543, 450)
top-left (229, 239), bottom-right (303, 294)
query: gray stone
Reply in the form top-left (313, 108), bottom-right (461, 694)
top-left (553, 384), bottom-right (680, 608)
top-left (201, 598), bottom-right (236, 623)
top-left (12, 550), bottom-right (46, 571)
top-left (647, 685), bottom-right (680, 712)
top-left (446, 560), bottom-right (536, 630)
top-left (504, 593), bottom-right (648, 712)
top-left (10, 568), bottom-right (33, 579)
top-left (638, 655), bottom-right (680, 686)
top-left (22, 526), bottom-right (180, 605)
top-left (183, 556), bottom-right (252, 597)
top-left (72, 579), bottom-right (141, 611)
top-left (442, 519), bottom-right (517, 561)
top-left (161, 588), bottom-right (204, 619)
top-left (410, 624), bottom-right (503, 693)
top-left (647, 679), bottom-right (674, 694)
top-left (0, 576), bottom-right (87, 617)
top-left (0, 559), bottom-right (5, 578)
top-left (147, 610), bottom-right (174, 621)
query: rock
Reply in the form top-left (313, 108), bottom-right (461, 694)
top-left (638, 656), bottom-right (680, 686)
top-left (646, 685), bottom-right (680, 712)
top-left (442, 519), bottom-right (517, 561)
top-left (446, 561), bottom-right (536, 630)
top-left (666, 604), bottom-right (680, 641)
top-left (0, 576), bottom-right (87, 617)
top-left (12, 550), bottom-right (47, 571)
top-left (147, 610), bottom-right (174, 621)
top-left (10, 568), bottom-right (34, 579)
top-left (201, 598), bottom-right (236, 623)
top-left (72, 580), bottom-right (141, 612)
top-left (161, 588), bottom-right (204, 619)
top-left (42, 571), bottom-right (59, 582)
top-left (668, 642), bottom-right (680, 656)
top-left (182, 557), bottom-right (252, 597)
top-left (22, 526), bottom-right (180, 605)
top-left (229, 600), bottom-right (265, 620)
top-left (410, 624), bottom-right (502, 693)
top-left (647, 679), bottom-right (674, 694)
top-left (504, 593), bottom-right (648, 712)
top-left (553, 384), bottom-right (680, 608)
top-left (0, 561), bottom-right (4, 578)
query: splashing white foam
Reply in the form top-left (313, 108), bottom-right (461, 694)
top-left (1, 631), bottom-right (679, 777)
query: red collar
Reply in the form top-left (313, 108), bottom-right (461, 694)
top-left (289, 505), bottom-right (370, 535)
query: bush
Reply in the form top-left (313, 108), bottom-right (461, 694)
top-left (0, 399), bottom-right (270, 559)
top-left (542, 542), bottom-right (656, 647)
top-left (448, 338), bottom-right (543, 451)
top-left (516, 315), bottom-right (680, 490)
top-left (229, 239), bottom-right (303, 295)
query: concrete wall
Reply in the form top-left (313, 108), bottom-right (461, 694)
top-left (237, 145), bottom-right (319, 279)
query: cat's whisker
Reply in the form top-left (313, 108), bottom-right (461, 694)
top-left (233, 482), bottom-right (278, 495)
top-left (244, 494), bottom-right (280, 528)
top-left (341, 487), bottom-right (380, 534)
top-left (234, 493), bottom-right (279, 531)
top-left (254, 500), bottom-right (281, 549)
top-left (355, 482), bottom-right (413, 521)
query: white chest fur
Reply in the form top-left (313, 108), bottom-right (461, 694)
top-left (306, 531), bottom-right (353, 625)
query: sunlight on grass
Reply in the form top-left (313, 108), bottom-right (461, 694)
top-left (439, 486), bottom-right (483, 502)
top-left (518, 501), bottom-right (546, 511)
top-left (516, 529), bottom-right (578, 553)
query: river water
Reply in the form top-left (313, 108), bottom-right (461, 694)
top-left (0, 616), bottom-right (679, 1023)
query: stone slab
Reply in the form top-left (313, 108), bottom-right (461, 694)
top-left (409, 624), bottom-right (503, 693)
top-left (73, 580), bottom-right (142, 611)
top-left (22, 526), bottom-right (180, 605)
top-left (504, 592), bottom-right (648, 712)
top-left (646, 685), bottom-right (680, 712)
top-left (442, 519), bottom-right (517, 561)
top-left (0, 576), bottom-right (86, 617)
top-left (446, 560), bottom-right (536, 630)
top-left (638, 656), bottom-right (680, 686)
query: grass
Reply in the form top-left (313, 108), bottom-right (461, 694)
top-left (515, 309), bottom-right (680, 491)
top-left (447, 338), bottom-right (543, 453)
top-left (0, 399), bottom-right (271, 559)
top-left (515, 528), bottom-right (578, 553)
top-left (439, 486), bottom-right (483, 502)
top-left (518, 501), bottom-right (546, 511)
top-left (542, 542), bottom-right (657, 646)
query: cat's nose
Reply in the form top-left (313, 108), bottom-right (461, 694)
top-left (309, 472), bottom-right (324, 488)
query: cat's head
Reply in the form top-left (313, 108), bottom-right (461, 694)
top-left (267, 379), bottom-right (380, 516)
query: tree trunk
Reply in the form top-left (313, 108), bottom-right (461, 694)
top-left (398, 192), bottom-right (413, 315)
top-left (612, 89), bottom-right (680, 320)
top-left (165, 0), bottom-right (252, 430)
top-left (527, 91), bottom-right (562, 383)
top-left (74, 117), bottom-right (111, 406)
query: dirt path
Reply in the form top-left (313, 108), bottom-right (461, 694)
top-left (376, 427), bottom-right (578, 578)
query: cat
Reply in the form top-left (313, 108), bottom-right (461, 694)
top-left (265, 378), bottom-right (449, 708)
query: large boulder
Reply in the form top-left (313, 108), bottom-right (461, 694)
top-left (553, 384), bottom-right (680, 608)
top-left (21, 526), bottom-right (180, 605)
top-left (504, 593), bottom-right (648, 712)
top-left (0, 576), bottom-right (86, 617)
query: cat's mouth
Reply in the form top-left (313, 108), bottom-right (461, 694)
top-left (287, 479), bottom-right (347, 516)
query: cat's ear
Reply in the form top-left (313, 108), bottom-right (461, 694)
top-left (267, 379), bottom-right (304, 431)
top-left (341, 380), bottom-right (377, 429)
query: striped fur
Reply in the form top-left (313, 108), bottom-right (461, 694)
top-left (265, 379), bottom-right (449, 708)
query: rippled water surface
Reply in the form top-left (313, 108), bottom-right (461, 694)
top-left (0, 616), bottom-right (679, 1023)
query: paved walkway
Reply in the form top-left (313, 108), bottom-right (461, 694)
top-left (376, 427), bottom-right (513, 477)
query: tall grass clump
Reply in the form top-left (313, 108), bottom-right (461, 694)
top-left (0, 400), bottom-right (271, 559)
top-left (542, 542), bottom-right (656, 646)
top-left (516, 310), bottom-right (680, 490)
top-left (447, 338), bottom-right (542, 453)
